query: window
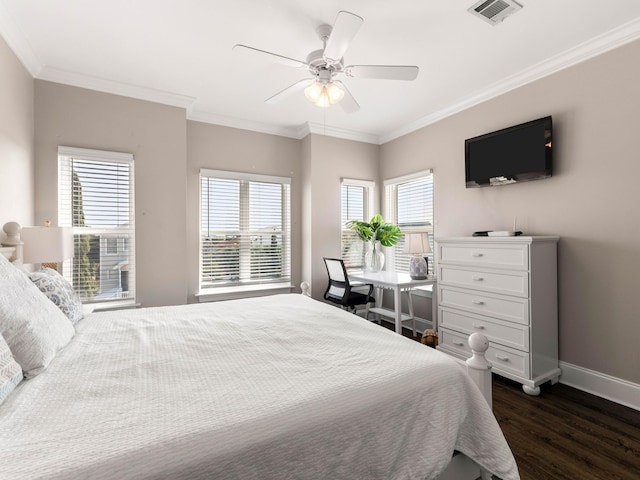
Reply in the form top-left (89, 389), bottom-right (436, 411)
top-left (341, 179), bottom-right (374, 269)
top-left (199, 169), bottom-right (291, 291)
top-left (58, 146), bottom-right (135, 304)
top-left (384, 170), bottom-right (434, 274)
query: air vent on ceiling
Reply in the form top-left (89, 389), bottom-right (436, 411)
top-left (468, 0), bottom-right (523, 25)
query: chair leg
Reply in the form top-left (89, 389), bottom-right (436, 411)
top-left (364, 301), bottom-right (370, 321)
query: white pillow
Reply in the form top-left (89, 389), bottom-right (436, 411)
top-left (0, 332), bottom-right (23, 404)
top-left (29, 267), bottom-right (84, 325)
top-left (0, 255), bottom-right (75, 378)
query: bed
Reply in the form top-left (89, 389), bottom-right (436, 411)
top-left (0, 247), bottom-right (519, 479)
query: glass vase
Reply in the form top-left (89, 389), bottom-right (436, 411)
top-left (365, 241), bottom-right (385, 272)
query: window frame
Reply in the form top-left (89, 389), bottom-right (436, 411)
top-left (384, 169), bottom-right (434, 274)
top-left (198, 168), bottom-right (292, 298)
top-left (58, 146), bottom-right (136, 307)
top-left (341, 178), bottom-right (375, 270)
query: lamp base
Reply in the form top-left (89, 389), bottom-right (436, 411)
top-left (409, 255), bottom-right (428, 280)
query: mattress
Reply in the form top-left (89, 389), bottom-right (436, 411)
top-left (0, 294), bottom-right (518, 479)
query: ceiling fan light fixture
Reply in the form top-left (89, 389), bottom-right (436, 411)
top-left (305, 80), bottom-right (344, 108)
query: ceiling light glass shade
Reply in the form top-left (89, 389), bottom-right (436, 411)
top-left (304, 81), bottom-right (324, 102)
top-left (325, 82), bottom-right (344, 104)
top-left (315, 89), bottom-right (331, 108)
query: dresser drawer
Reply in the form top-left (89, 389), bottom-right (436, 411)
top-left (439, 329), bottom-right (531, 379)
top-left (439, 329), bottom-right (473, 357)
top-left (438, 265), bottom-right (529, 297)
top-left (438, 243), bottom-right (529, 270)
top-left (439, 308), bottom-right (530, 351)
top-left (486, 344), bottom-right (530, 380)
top-left (439, 286), bottom-right (529, 325)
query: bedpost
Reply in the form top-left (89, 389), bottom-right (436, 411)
top-left (466, 333), bottom-right (493, 480)
top-left (466, 333), bottom-right (492, 407)
top-left (300, 282), bottom-right (311, 297)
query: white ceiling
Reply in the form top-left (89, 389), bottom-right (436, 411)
top-left (1, 0), bottom-right (640, 144)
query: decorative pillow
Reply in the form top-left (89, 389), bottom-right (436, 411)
top-left (0, 333), bottom-right (23, 405)
top-left (29, 267), bottom-right (84, 325)
top-left (0, 254), bottom-right (75, 378)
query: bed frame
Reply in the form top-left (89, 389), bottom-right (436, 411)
top-left (302, 282), bottom-right (494, 480)
top-left (3, 234), bottom-right (496, 480)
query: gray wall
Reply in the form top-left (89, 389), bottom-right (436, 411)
top-left (34, 81), bottom-right (188, 308)
top-left (0, 35), bottom-right (33, 233)
top-left (381, 39), bottom-right (640, 384)
top-left (302, 134), bottom-right (380, 299)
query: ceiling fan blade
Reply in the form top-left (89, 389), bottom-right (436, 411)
top-left (323, 11), bottom-right (364, 64)
top-left (233, 44), bottom-right (308, 69)
top-left (333, 81), bottom-right (360, 113)
top-left (344, 65), bottom-right (419, 81)
top-left (265, 79), bottom-right (312, 104)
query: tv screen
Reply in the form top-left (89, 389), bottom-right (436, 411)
top-left (465, 116), bottom-right (552, 188)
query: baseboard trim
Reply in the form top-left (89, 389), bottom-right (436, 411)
top-left (559, 361), bottom-right (640, 412)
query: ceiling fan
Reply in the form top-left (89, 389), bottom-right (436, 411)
top-left (233, 11), bottom-right (419, 113)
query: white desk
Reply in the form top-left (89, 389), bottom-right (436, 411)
top-left (349, 271), bottom-right (437, 335)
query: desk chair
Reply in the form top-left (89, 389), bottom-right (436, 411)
top-left (323, 257), bottom-right (375, 317)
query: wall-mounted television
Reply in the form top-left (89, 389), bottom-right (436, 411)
top-left (465, 116), bottom-right (552, 188)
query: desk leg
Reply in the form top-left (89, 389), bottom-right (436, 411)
top-left (394, 287), bottom-right (402, 334)
top-left (374, 286), bottom-right (382, 324)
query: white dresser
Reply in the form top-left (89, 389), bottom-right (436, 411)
top-left (435, 236), bottom-right (560, 395)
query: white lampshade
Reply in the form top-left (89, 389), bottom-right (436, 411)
top-left (403, 233), bottom-right (432, 255)
top-left (21, 226), bottom-right (74, 264)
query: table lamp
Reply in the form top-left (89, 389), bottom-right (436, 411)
top-left (21, 221), bottom-right (74, 271)
top-left (403, 232), bottom-right (432, 279)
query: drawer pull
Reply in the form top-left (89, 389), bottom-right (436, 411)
top-left (471, 253), bottom-right (484, 257)
top-left (472, 323), bottom-right (485, 329)
top-left (453, 341), bottom-right (465, 347)
top-left (472, 276), bottom-right (484, 281)
top-left (495, 354), bottom-right (510, 362)
top-left (471, 300), bottom-right (485, 305)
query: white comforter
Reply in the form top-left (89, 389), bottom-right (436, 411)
top-left (0, 294), bottom-right (518, 479)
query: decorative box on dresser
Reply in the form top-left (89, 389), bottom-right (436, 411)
top-left (435, 236), bottom-right (560, 395)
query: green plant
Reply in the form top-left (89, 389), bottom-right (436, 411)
top-left (346, 214), bottom-right (403, 247)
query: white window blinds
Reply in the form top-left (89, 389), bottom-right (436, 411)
top-left (341, 179), bottom-right (374, 269)
top-left (385, 170), bottom-right (434, 274)
top-left (58, 146), bottom-right (135, 303)
top-left (200, 169), bottom-right (291, 290)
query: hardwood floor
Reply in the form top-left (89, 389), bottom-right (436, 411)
top-left (390, 323), bottom-right (640, 479)
top-left (492, 376), bottom-right (640, 480)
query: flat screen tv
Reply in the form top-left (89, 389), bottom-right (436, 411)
top-left (465, 116), bottom-right (552, 188)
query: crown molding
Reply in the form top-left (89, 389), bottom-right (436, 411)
top-left (188, 110), bottom-right (302, 139)
top-left (37, 66), bottom-right (196, 109)
top-left (304, 122), bottom-right (380, 144)
top-left (380, 17), bottom-right (640, 144)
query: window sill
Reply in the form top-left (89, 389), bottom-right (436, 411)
top-left (196, 283), bottom-right (294, 302)
top-left (88, 300), bottom-right (140, 312)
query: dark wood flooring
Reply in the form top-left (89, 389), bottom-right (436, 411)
top-left (388, 322), bottom-right (640, 479)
